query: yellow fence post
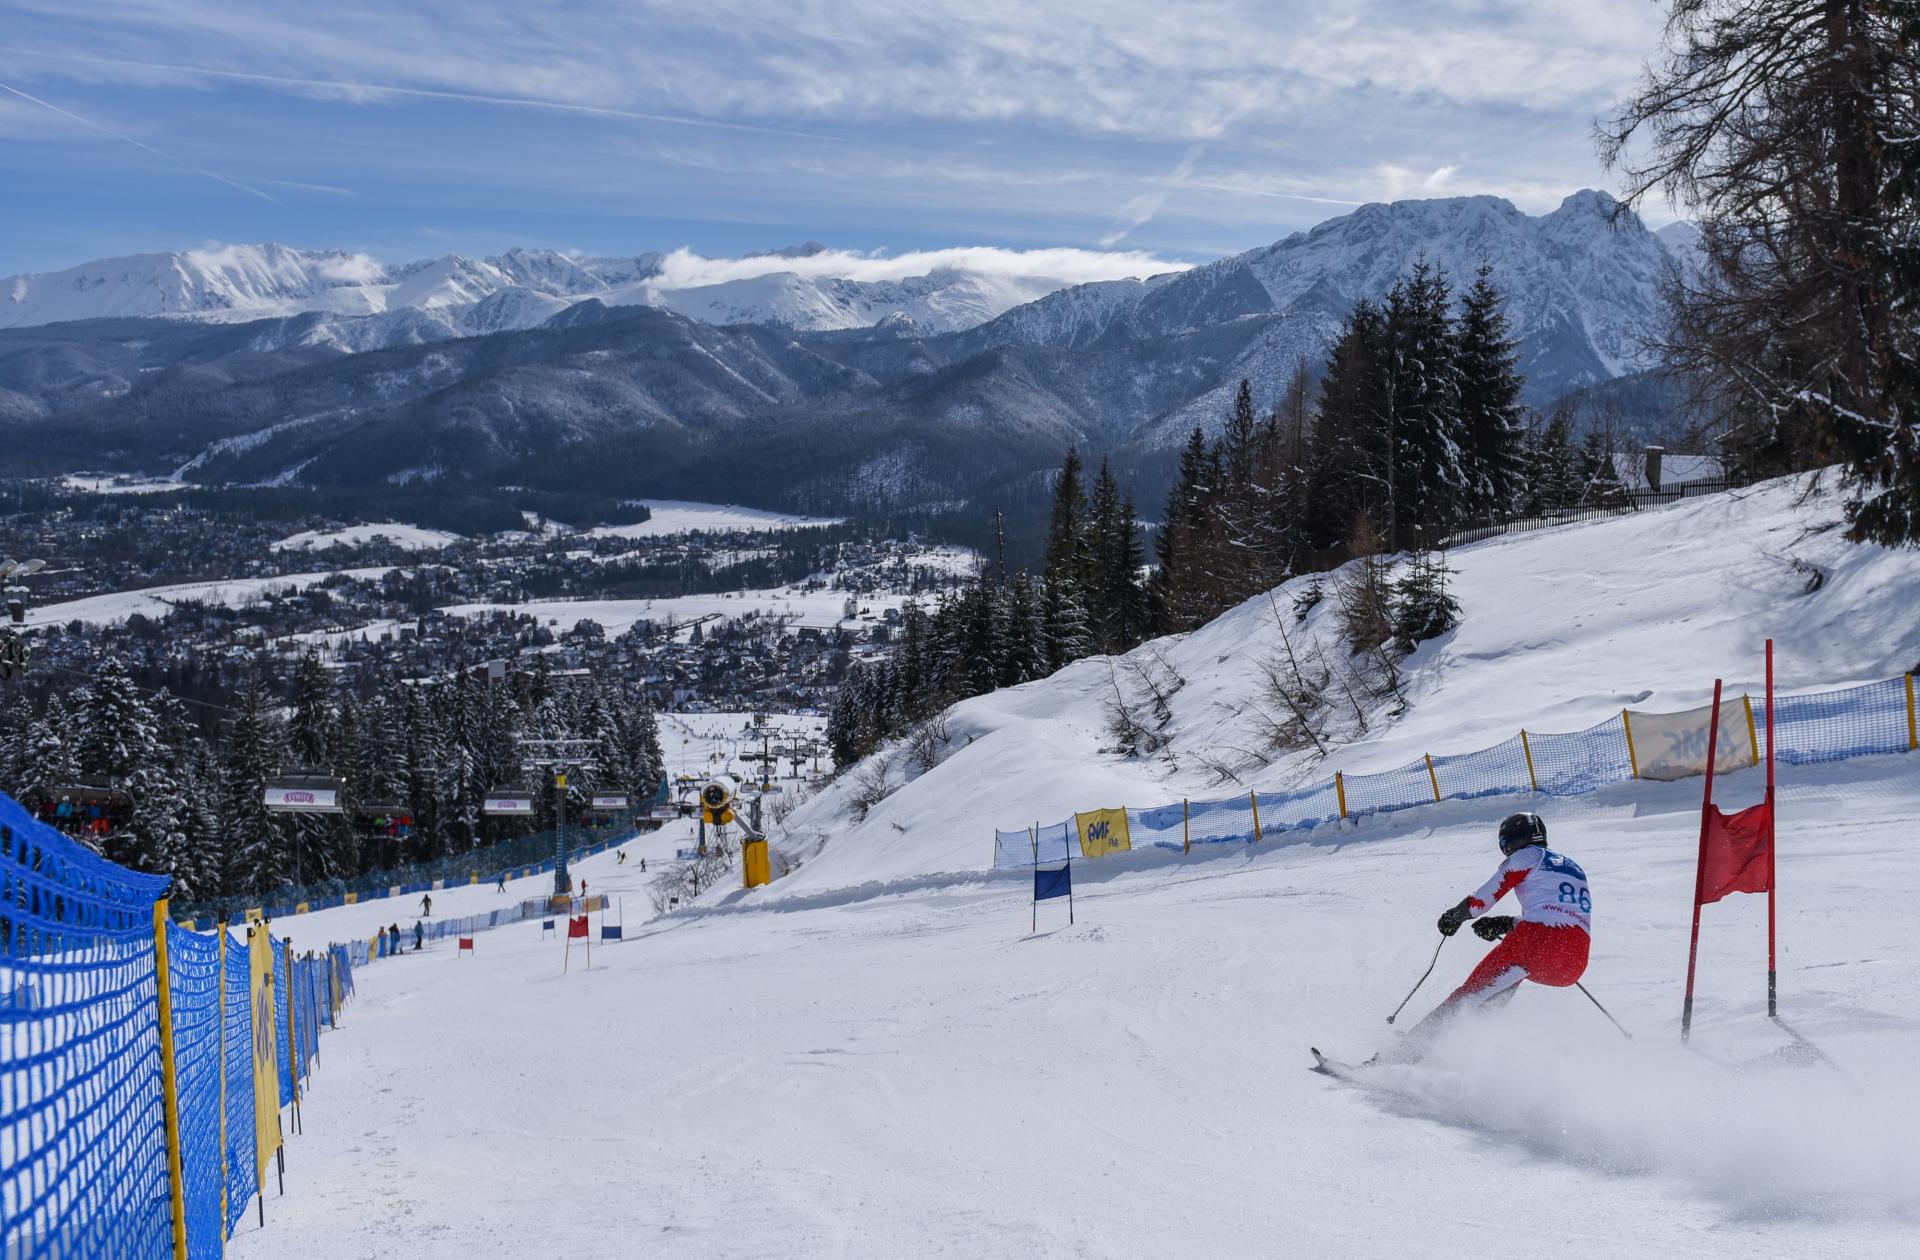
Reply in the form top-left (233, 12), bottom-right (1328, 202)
top-left (1743, 694), bottom-right (1761, 766)
top-left (1621, 709), bottom-right (1640, 779)
top-left (1424, 754), bottom-right (1441, 803)
top-left (152, 898), bottom-right (189, 1260)
top-left (1249, 791), bottom-right (1262, 841)
top-left (1907, 674), bottom-right (1917, 751)
top-left (1520, 730), bottom-right (1539, 792)
top-left (1334, 772), bottom-right (1348, 820)
top-left (1182, 798), bottom-right (1190, 855)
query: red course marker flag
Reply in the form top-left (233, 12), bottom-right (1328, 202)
top-left (568, 915), bottom-right (589, 939)
top-left (1699, 801), bottom-right (1773, 904)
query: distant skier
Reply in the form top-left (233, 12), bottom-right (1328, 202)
top-left (413, 920), bottom-right (425, 952)
top-left (496, 872), bottom-right (508, 893)
top-left (420, 892), bottom-right (433, 917)
top-left (640, 858), bottom-right (646, 873)
top-left (1405, 813), bottom-right (1591, 1049)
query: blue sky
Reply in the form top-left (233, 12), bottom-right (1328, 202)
top-left (0, 0), bottom-right (1671, 277)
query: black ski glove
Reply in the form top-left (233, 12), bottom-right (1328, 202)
top-left (1472, 915), bottom-right (1516, 942)
top-left (1436, 898), bottom-right (1473, 937)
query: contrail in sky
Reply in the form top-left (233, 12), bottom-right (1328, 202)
top-left (0, 77), bottom-right (277, 203)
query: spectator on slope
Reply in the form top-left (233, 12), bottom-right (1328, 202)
top-left (1394, 813), bottom-right (1592, 1060)
top-left (388, 923), bottom-right (401, 955)
top-left (496, 872), bottom-right (508, 893)
top-left (413, 920), bottom-right (424, 952)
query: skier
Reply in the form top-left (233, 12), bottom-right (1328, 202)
top-left (420, 892), bottom-right (433, 917)
top-left (412, 920), bottom-right (425, 952)
top-left (1402, 813), bottom-right (1591, 1051)
top-left (495, 872), bottom-right (508, 893)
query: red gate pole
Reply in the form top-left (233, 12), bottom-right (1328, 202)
top-left (1766, 639), bottom-right (1777, 1019)
top-left (1681, 678), bottom-right (1725, 1042)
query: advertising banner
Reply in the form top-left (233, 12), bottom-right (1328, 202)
top-left (247, 928), bottom-right (284, 1183)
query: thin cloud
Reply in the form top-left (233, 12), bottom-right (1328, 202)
top-left (649, 245), bottom-right (1190, 289)
top-left (1101, 143), bottom-right (1207, 247)
top-left (0, 78), bottom-right (276, 203)
top-left (2, 47), bottom-right (841, 142)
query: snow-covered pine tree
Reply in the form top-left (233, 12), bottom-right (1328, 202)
top-left (1384, 263), bottom-right (1468, 546)
top-left (1455, 266), bottom-right (1527, 520)
top-left (220, 671), bottom-right (286, 894)
top-left (1308, 299), bottom-right (1393, 552)
top-left (1151, 427), bottom-right (1223, 633)
top-left (1526, 405), bottom-right (1581, 513)
top-left (1042, 446), bottom-right (1090, 589)
top-left (74, 655), bottom-right (165, 870)
top-left (1392, 551), bottom-right (1462, 646)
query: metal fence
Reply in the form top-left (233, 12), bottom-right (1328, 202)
top-left (997, 674), bottom-right (1918, 868)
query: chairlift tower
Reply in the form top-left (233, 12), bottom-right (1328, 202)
top-left (519, 737), bottom-right (599, 895)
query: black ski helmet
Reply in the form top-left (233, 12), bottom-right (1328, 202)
top-left (1498, 811), bottom-right (1547, 855)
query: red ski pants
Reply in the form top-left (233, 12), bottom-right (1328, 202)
top-left (1443, 921), bottom-right (1589, 1009)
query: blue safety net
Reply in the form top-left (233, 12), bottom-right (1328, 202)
top-left (0, 793), bottom-right (172, 1260)
top-left (220, 933), bottom-right (257, 1236)
top-left (272, 945), bottom-right (292, 1111)
top-left (164, 922), bottom-right (224, 1259)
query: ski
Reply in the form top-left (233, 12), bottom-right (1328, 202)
top-left (1309, 1047), bottom-right (1367, 1080)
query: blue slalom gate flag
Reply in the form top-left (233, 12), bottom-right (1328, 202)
top-left (1031, 861), bottom-right (1073, 931)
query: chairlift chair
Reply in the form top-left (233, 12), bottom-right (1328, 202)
top-left (263, 769), bottom-right (347, 814)
top-left (21, 782), bottom-right (135, 836)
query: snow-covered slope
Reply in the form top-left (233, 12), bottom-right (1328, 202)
top-left (226, 473), bottom-right (1920, 1259)
top-left (775, 475), bottom-right (1920, 894)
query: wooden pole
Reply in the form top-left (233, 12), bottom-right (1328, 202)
top-left (1681, 678), bottom-right (1724, 1041)
top-left (152, 900), bottom-right (189, 1260)
top-left (1520, 730), bottom-right (1539, 792)
top-left (1424, 753), bottom-right (1441, 803)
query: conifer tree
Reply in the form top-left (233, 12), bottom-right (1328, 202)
top-left (1455, 266), bottom-right (1527, 518)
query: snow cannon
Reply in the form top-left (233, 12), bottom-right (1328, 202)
top-left (700, 776), bottom-right (738, 826)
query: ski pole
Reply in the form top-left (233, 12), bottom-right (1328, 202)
top-left (1575, 981), bottom-right (1632, 1040)
top-left (1386, 937), bottom-right (1446, 1024)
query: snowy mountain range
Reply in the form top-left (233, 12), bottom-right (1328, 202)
top-left (0, 191), bottom-right (1692, 513)
top-left (0, 242), bottom-right (1080, 341)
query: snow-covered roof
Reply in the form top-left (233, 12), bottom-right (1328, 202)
top-left (1609, 451), bottom-right (1725, 492)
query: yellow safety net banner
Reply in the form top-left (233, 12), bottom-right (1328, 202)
top-left (247, 927), bottom-right (284, 1182)
top-left (1627, 697), bottom-right (1757, 781)
top-left (1075, 808), bottom-right (1132, 859)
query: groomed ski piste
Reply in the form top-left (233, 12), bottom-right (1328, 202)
top-left (235, 476), bottom-right (1920, 1258)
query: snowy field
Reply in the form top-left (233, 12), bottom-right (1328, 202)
top-left (234, 759), bottom-right (1919, 1259)
top-left (59, 473), bottom-right (186, 495)
top-left (439, 588), bottom-right (902, 640)
top-left (589, 500), bottom-right (840, 538)
top-left (25, 567), bottom-right (397, 627)
top-left (272, 524), bottom-right (462, 552)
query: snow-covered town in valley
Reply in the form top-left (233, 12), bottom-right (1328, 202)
top-left (3, 2), bottom-right (1918, 1257)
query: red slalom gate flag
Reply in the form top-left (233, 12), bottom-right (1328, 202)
top-left (1699, 801), bottom-right (1773, 904)
top-left (568, 915), bottom-right (589, 939)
